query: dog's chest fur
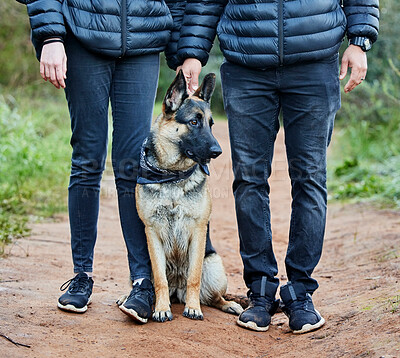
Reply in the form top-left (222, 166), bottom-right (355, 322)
top-left (137, 168), bottom-right (210, 288)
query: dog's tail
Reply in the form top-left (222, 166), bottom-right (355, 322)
top-left (223, 294), bottom-right (283, 313)
top-left (223, 294), bottom-right (249, 309)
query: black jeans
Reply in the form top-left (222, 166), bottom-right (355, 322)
top-left (220, 55), bottom-right (340, 297)
top-left (64, 34), bottom-right (159, 280)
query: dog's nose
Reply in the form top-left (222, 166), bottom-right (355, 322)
top-left (209, 145), bottom-right (222, 159)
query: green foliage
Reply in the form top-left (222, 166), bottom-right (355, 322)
top-left (0, 87), bottom-right (71, 251)
top-left (330, 76), bottom-right (400, 206)
top-left (329, 0), bottom-right (400, 208)
top-left (387, 295), bottom-right (400, 315)
top-left (0, 2), bottom-right (40, 87)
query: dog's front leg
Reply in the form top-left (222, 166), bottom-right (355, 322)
top-left (146, 227), bottom-right (172, 322)
top-left (184, 225), bottom-right (207, 320)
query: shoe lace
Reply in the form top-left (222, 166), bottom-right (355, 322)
top-left (128, 284), bottom-right (154, 305)
top-left (249, 294), bottom-right (270, 308)
top-left (60, 275), bottom-right (89, 294)
top-left (248, 292), bottom-right (280, 314)
top-left (288, 294), bottom-right (312, 312)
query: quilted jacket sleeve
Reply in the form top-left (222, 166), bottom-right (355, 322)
top-left (19, 0), bottom-right (66, 58)
top-left (176, 0), bottom-right (227, 67)
top-left (343, 0), bottom-right (379, 43)
top-left (165, 0), bottom-right (187, 70)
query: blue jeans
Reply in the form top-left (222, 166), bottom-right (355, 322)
top-left (64, 34), bottom-right (159, 281)
top-left (220, 55), bottom-right (340, 297)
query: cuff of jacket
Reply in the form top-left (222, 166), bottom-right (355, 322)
top-left (166, 55), bottom-right (182, 71)
top-left (43, 36), bottom-right (64, 44)
top-left (178, 50), bottom-right (209, 67)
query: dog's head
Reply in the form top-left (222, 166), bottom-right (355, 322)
top-left (158, 70), bottom-right (222, 167)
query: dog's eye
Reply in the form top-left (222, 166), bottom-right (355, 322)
top-left (209, 118), bottom-right (215, 127)
top-left (189, 119), bottom-right (199, 126)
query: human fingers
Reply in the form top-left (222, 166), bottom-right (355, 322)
top-left (63, 55), bottom-right (67, 79)
top-left (49, 66), bottom-right (60, 89)
top-left (56, 64), bottom-right (65, 89)
top-left (188, 68), bottom-right (200, 94)
top-left (339, 55), bottom-right (349, 81)
top-left (44, 64), bottom-right (51, 83)
top-left (181, 59), bottom-right (202, 94)
top-left (344, 66), bottom-right (363, 93)
top-left (344, 61), bottom-right (368, 93)
top-left (40, 61), bottom-right (46, 81)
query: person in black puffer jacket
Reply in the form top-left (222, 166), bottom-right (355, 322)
top-left (177, 0), bottom-right (379, 334)
top-left (18, 0), bottom-right (218, 323)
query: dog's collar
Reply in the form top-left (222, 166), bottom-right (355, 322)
top-left (137, 138), bottom-right (209, 185)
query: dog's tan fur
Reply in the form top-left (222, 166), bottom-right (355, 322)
top-left (119, 72), bottom-right (243, 322)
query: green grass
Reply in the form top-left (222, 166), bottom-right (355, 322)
top-left (0, 84), bottom-right (71, 253)
top-left (387, 295), bottom-right (400, 315)
top-left (328, 74), bottom-right (400, 208)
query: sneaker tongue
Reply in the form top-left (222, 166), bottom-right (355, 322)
top-left (249, 278), bottom-right (276, 300)
top-left (281, 282), bottom-right (307, 304)
top-left (76, 272), bottom-right (89, 279)
top-left (139, 278), bottom-right (153, 289)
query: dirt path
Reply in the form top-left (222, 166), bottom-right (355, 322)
top-left (1, 122), bottom-right (399, 358)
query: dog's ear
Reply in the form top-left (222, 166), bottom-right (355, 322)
top-left (163, 70), bottom-right (188, 115)
top-left (193, 73), bottom-right (216, 103)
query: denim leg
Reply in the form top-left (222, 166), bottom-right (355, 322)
top-left (110, 54), bottom-right (160, 281)
top-left (64, 34), bottom-right (114, 273)
top-left (280, 55), bottom-right (341, 293)
top-left (221, 61), bottom-right (280, 295)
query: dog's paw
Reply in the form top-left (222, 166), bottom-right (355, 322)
top-left (152, 310), bottom-right (173, 323)
top-left (183, 307), bottom-right (204, 320)
top-left (222, 301), bottom-right (244, 316)
top-left (116, 294), bottom-right (128, 306)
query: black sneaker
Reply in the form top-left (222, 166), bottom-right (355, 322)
top-left (119, 279), bottom-right (154, 324)
top-left (237, 292), bottom-right (280, 332)
top-left (57, 272), bottom-right (93, 313)
top-left (280, 282), bottom-right (325, 334)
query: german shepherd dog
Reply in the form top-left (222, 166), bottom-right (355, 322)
top-left (119, 71), bottom-right (243, 323)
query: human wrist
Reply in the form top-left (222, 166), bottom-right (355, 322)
top-left (182, 58), bottom-right (202, 65)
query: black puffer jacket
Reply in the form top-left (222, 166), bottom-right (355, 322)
top-left (177, 0), bottom-right (379, 69)
top-left (19, 0), bottom-right (185, 68)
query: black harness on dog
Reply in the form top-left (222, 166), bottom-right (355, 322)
top-left (137, 139), bottom-right (209, 185)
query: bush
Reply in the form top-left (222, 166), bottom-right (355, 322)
top-left (328, 0), bottom-right (400, 207)
top-left (330, 72), bottom-right (400, 207)
top-left (0, 89), bottom-right (71, 252)
top-left (0, 2), bottom-right (39, 87)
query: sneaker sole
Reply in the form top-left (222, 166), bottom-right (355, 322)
top-left (293, 316), bottom-right (325, 334)
top-left (119, 304), bottom-right (148, 324)
top-left (57, 296), bottom-right (92, 313)
top-left (236, 318), bottom-right (269, 332)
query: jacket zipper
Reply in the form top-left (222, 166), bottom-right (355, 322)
top-left (278, 0), bottom-right (284, 66)
top-left (121, 0), bottom-right (127, 56)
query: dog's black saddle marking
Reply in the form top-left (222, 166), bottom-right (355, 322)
top-left (137, 138), bottom-right (209, 185)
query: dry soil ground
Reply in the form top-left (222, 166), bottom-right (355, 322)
top-left (1, 122), bottom-right (399, 358)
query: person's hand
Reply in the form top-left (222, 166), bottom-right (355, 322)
top-left (339, 45), bottom-right (368, 93)
top-left (177, 58), bottom-right (202, 95)
top-left (40, 40), bottom-right (67, 89)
